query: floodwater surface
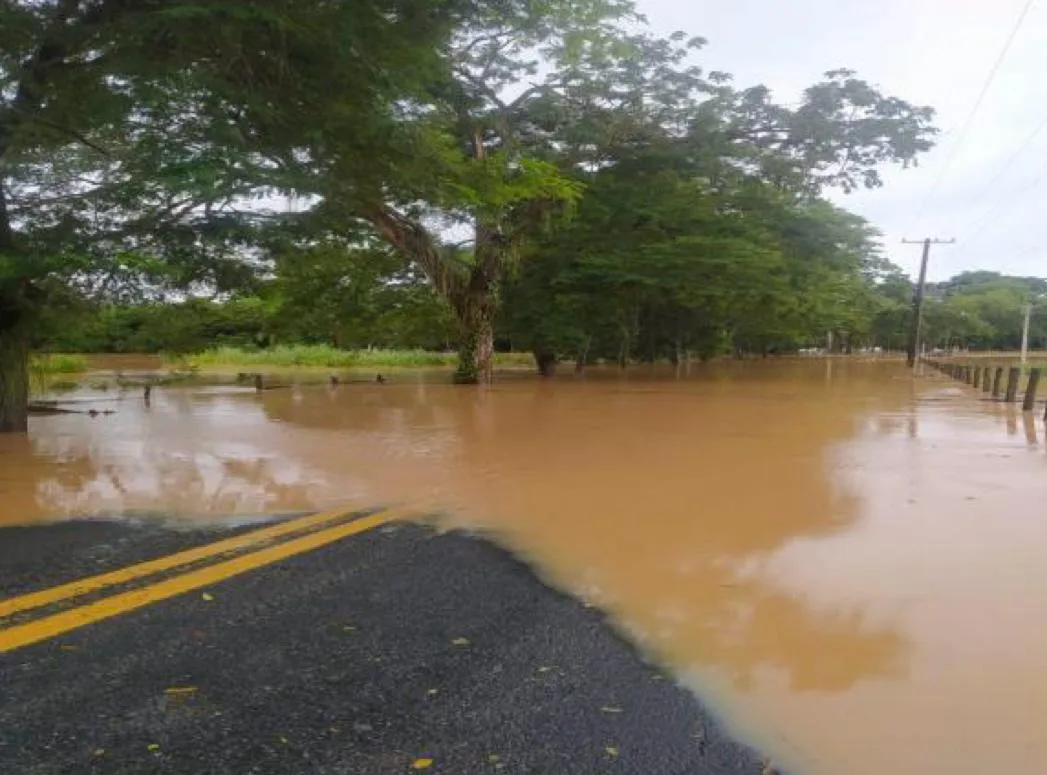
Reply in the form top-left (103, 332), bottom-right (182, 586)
top-left (3, 359), bottom-right (1047, 774)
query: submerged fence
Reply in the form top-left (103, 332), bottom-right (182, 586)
top-left (925, 360), bottom-right (1047, 418)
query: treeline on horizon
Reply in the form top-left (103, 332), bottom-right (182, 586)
top-left (35, 270), bottom-right (1047, 364)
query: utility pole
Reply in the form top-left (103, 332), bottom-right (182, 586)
top-left (1021, 301), bottom-right (1032, 366)
top-left (902, 237), bottom-right (956, 367)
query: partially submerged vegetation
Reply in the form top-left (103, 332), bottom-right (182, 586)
top-left (29, 354), bottom-right (88, 375)
top-left (176, 346), bottom-right (533, 371)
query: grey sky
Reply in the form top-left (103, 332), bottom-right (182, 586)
top-left (636, 0), bottom-right (1047, 281)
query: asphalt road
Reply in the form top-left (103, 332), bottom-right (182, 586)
top-left (0, 514), bottom-right (779, 774)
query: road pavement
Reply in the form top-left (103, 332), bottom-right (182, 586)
top-left (0, 511), bottom-right (780, 774)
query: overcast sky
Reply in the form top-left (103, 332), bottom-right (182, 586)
top-left (636, 0), bottom-right (1047, 281)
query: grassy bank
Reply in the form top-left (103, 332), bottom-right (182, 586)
top-left (29, 354), bottom-right (89, 374)
top-left (173, 345), bottom-right (534, 370)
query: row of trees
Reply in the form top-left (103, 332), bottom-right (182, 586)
top-left (38, 267), bottom-right (1047, 364)
top-left (920, 272), bottom-right (1047, 352)
top-left (1, 0), bottom-right (940, 430)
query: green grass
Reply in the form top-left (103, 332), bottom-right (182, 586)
top-left (174, 345), bottom-right (534, 370)
top-left (29, 353), bottom-right (89, 374)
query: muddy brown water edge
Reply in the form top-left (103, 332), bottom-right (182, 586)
top-left (3, 357), bottom-right (1047, 775)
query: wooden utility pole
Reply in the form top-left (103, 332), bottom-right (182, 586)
top-left (903, 238), bottom-right (956, 367)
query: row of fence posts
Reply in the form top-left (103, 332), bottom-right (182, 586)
top-left (924, 360), bottom-right (1046, 419)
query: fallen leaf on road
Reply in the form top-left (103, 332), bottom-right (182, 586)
top-left (164, 687), bottom-right (198, 696)
top-left (600, 706), bottom-right (623, 714)
top-left (605, 746), bottom-right (619, 757)
top-left (451, 637), bottom-right (470, 646)
top-left (59, 644), bottom-right (78, 652)
top-left (201, 593), bottom-right (214, 602)
top-left (147, 744), bottom-right (161, 752)
top-left (412, 757), bottom-right (434, 769)
top-left (279, 735), bottom-right (289, 745)
top-left (487, 754), bottom-right (501, 763)
top-left (537, 666), bottom-right (552, 673)
top-left (342, 625), bottom-right (356, 632)
top-left (92, 749), bottom-right (105, 757)
top-left (426, 688), bottom-right (439, 696)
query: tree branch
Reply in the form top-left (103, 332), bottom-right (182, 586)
top-left (364, 205), bottom-right (467, 297)
top-left (29, 117), bottom-right (113, 157)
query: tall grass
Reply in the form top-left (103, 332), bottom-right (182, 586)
top-left (28, 354), bottom-right (88, 396)
top-left (30, 353), bottom-right (89, 374)
top-left (175, 345), bottom-right (534, 370)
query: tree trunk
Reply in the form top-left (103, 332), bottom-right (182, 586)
top-left (365, 205), bottom-right (502, 386)
top-left (453, 296), bottom-right (495, 384)
top-left (0, 317), bottom-right (29, 433)
top-left (574, 337), bottom-right (591, 374)
top-left (534, 349), bottom-right (557, 377)
top-left (617, 327), bottom-right (630, 369)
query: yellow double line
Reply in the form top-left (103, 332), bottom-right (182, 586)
top-left (0, 506), bottom-right (400, 653)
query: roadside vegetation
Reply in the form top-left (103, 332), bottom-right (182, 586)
top-left (177, 346), bottom-right (533, 371)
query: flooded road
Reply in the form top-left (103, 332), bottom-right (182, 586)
top-left (3, 358), bottom-right (1047, 774)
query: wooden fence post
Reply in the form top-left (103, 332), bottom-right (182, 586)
top-left (1005, 367), bottom-right (1021, 403)
top-left (992, 367), bottom-right (1004, 398)
top-left (982, 367), bottom-right (992, 393)
top-left (1023, 368), bottom-right (1041, 412)
top-left (973, 368), bottom-right (981, 388)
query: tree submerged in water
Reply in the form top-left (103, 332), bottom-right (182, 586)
top-left (0, 0), bottom-right (936, 431)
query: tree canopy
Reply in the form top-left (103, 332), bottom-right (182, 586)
top-left (1, 0), bottom-right (942, 431)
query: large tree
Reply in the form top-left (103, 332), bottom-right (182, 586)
top-left (283, 2), bottom-right (937, 381)
top-left (0, 0), bottom-right (452, 431)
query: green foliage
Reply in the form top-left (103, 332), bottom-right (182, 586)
top-left (920, 273), bottom-right (1047, 351)
top-left (35, 298), bottom-right (273, 354)
top-left (0, 0), bottom-right (946, 423)
top-left (501, 135), bottom-right (901, 363)
top-left (180, 345), bottom-right (532, 370)
top-left (28, 354), bottom-right (88, 374)
top-left (267, 243), bottom-right (459, 350)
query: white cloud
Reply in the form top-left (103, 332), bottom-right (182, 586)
top-left (636, 0), bottom-right (1047, 280)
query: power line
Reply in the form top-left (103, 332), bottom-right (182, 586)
top-left (946, 152), bottom-right (1047, 270)
top-left (910, 0), bottom-right (1038, 230)
top-left (957, 111), bottom-right (1047, 241)
top-left (956, 163), bottom-right (1047, 249)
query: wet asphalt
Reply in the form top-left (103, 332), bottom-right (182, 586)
top-left (0, 517), bottom-right (778, 774)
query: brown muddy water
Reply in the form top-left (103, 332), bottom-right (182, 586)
top-left (3, 357), bottom-right (1047, 774)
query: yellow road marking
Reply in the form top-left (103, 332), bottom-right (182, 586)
top-left (0, 511), bottom-right (398, 653)
top-left (0, 506), bottom-right (376, 620)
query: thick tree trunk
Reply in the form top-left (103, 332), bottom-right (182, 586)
top-left (0, 318), bottom-right (29, 433)
top-left (366, 205), bottom-right (502, 386)
top-left (0, 176), bottom-right (29, 432)
top-left (534, 349), bottom-right (557, 377)
top-left (453, 296), bottom-right (495, 384)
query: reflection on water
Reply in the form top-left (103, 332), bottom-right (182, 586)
top-left (4, 359), bottom-right (1047, 774)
